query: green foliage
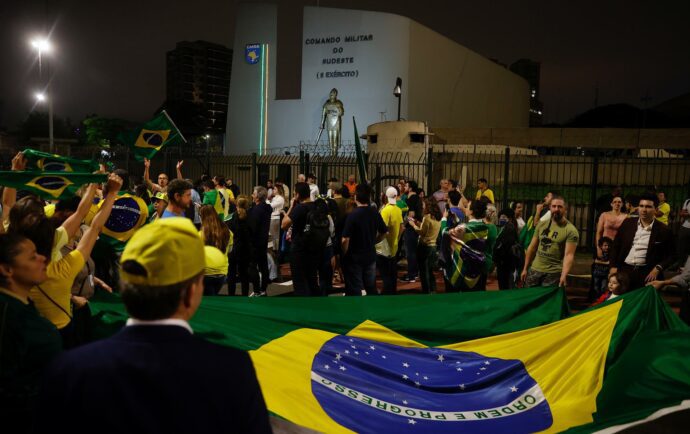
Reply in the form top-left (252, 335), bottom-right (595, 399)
top-left (80, 115), bottom-right (128, 147)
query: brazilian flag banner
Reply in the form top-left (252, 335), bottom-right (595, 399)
top-left (117, 110), bottom-right (185, 162)
top-left (0, 171), bottom-right (106, 200)
top-left (88, 287), bottom-right (689, 433)
top-left (22, 148), bottom-right (100, 173)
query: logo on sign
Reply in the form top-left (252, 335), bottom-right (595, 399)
top-left (245, 44), bottom-right (261, 64)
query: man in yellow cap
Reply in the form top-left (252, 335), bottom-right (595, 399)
top-left (36, 217), bottom-right (271, 434)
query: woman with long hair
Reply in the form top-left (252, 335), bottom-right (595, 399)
top-left (199, 205), bottom-right (231, 295)
top-left (408, 197), bottom-right (442, 293)
top-left (226, 196), bottom-right (255, 296)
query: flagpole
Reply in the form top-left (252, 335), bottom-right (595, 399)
top-left (161, 110), bottom-right (187, 143)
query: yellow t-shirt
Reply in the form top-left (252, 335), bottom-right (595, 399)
top-left (476, 188), bottom-right (495, 204)
top-left (657, 202), bottom-right (670, 225)
top-left (203, 245), bottom-right (228, 276)
top-left (51, 226), bottom-right (69, 263)
top-left (377, 204), bottom-right (403, 257)
top-left (29, 249), bottom-right (85, 329)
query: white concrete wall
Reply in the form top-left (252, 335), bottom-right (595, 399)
top-left (226, 5), bottom-right (528, 155)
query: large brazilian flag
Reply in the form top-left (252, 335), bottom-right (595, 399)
top-left (89, 287), bottom-right (690, 433)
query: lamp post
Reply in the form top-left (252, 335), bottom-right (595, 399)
top-left (393, 77), bottom-right (402, 121)
top-left (31, 38), bottom-right (54, 152)
top-left (205, 134), bottom-right (211, 175)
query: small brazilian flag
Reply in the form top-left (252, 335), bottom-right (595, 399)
top-left (0, 171), bottom-right (107, 200)
top-left (117, 110), bottom-right (186, 161)
top-left (22, 148), bottom-right (100, 173)
top-left (88, 286), bottom-right (690, 433)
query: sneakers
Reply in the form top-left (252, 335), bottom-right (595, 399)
top-left (400, 275), bottom-right (417, 282)
top-left (249, 291), bottom-right (267, 297)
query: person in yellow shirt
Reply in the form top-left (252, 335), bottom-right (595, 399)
top-left (475, 178), bottom-right (495, 204)
top-left (376, 187), bottom-right (403, 295)
top-left (28, 173), bottom-right (123, 348)
top-left (655, 191), bottom-right (671, 225)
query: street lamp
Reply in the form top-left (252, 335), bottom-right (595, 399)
top-left (30, 37), bottom-right (54, 152)
top-left (204, 134), bottom-right (211, 175)
top-left (393, 77), bottom-right (402, 121)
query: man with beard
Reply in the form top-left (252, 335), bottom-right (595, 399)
top-left (521, 196), bottom-right (579, 288)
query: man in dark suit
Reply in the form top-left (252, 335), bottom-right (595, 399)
top-left (35, 217), bottom-right (272, 434)
top-left (610, 192), bottom-right (675, 291)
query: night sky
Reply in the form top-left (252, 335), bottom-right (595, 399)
top-left (1, 0), bottom-right (689, 130)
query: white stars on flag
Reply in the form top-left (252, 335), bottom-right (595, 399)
top-left (510, 386), bottom-right (519, 393)
top-left (339, 365), bottom-right (347, 371)
top-left (485, 361), bottom-right (491, 365)
top-left (437, 354), bottom-right (445, 362)
top-left (408, 419), bottom-right (417, 425)
top-left (402, 374), bottom-right (409, 380)
top-left (456, 367), bottom-right (463, 372)
top-left (459, 384), bottom-right (465, 390)
top-left (402, 400), bottom-right (408, 405)
top-left (402, 362), bottom-right (410, 368)
top-left (480, 367), bottom-right (486, 371)
top-left (324, 365), bottom-right (330, 370)
top-left (335, 354), bottom-right (342, 360)
top-left (370, 345), bottom-right (376, 350)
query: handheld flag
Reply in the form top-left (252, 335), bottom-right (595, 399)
top-left (88, 287), bottom-right (689, 433)
top-left (0, 171), bottom-right (106, 200)
top-left (22, 149), bottom-right (100, 173)
top-left (117, 111), bottom-right (185, 161)
top-left (353, 117), bottom-right (369, 185)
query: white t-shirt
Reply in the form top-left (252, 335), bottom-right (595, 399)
top-left (309, 183), bottom-right (320, 201)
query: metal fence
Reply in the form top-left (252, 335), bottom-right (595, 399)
top-left (2, 143), bottom-right (689, 251)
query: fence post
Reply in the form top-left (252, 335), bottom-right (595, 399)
top-left (299, 150), bottom-right (305, 175)
top-left (305, 152), bottom-right (311, 177)
top-left (321, 162), bottom-right (328, 195)
top-left (251, 153), bottom-right (258, 187)
top-left (375, 164), bottom-right (382, 205)
top-left (502, 147), bottom-right (510, 211)
top-left (587, 152), bottom-right (599, 252)
top-left (426, 146), bottom-right (433, 195)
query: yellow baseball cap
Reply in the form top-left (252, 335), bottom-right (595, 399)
top-left (152, 192), bottom-right (168, 202)
top-left (121, 217), bottom-right (205, 286)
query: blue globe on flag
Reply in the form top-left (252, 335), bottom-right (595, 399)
top-left (311, 335), bottom-right (553, 433)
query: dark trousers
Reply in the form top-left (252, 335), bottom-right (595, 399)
top-left (343, 259), bottom-right (376, 296)
top-left (318, 245), bottom-right (334, 296)
top-left (254, 246), bottom-right (270, 293)
top-left (496, 262), bottom-right (516, 290)
top-left (619, 263), bottom-right (655, 291)
top-left (227, 251), bottom-right (253, 296)
top-left (290, 246), bottom-right (320, 296)
top-left (376, 255), bottom-right (398, 295)
top-left (417, 244), bottom-right (437, 293)
top-left (404, 228), bottom-right (419, 278)
top-left (203, 275), bottom-right (226, 296)
top-left (92, 242), bottom-right (122, 292)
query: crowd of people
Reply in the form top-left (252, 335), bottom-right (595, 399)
top-left (1, 149), bottom-right (690, 432)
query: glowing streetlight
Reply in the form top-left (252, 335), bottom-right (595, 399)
top-left (29, 37), bottom-right (54, 152)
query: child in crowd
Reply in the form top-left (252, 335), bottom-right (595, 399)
top-left (590, 236), bottom-right (613, 301)
top-left (592, 272), bottom-right (630, 305)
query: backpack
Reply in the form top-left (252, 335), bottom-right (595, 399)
top-left (302, 198), bottom-right (331, 252)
